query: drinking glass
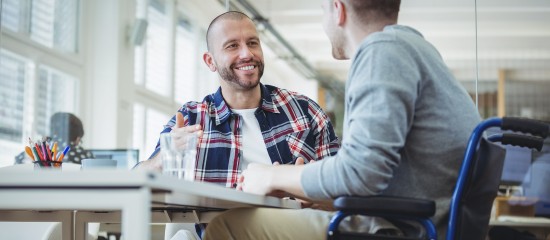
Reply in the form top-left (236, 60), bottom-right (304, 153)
top-left (160, 132), bottom-right (197, 181)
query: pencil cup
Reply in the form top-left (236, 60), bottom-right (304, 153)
top-left (160, 132), bottom-right (197, 181)
top-left (34, 161), bottom-right (63, 169)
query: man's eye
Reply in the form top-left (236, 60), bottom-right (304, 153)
top-left (248, 41), bottom-right (259, 46)
top-left (227, 44), bottom-right (238, 49)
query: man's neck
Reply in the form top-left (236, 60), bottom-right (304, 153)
top-left (346, 21), bottom-right (396, 56)
top-left (220, 84), bottom-right (262, 110)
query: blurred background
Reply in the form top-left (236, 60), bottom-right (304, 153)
top-left (1, 0), bottom-right (550, 167)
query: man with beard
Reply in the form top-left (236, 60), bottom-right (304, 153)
top-left (136, 12), bottom-right (339, 238)
top-left (139, 10), bottom-right (338, 186)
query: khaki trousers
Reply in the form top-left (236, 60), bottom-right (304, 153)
top-left (203, 207), bottom-right (397, 240)
top-left (204, 208), bottom-right (333, 240)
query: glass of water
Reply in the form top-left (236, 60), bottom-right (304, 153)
top-left (160, 132), bottom-right (197, 181)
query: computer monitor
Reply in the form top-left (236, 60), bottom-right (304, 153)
top-left (89, 149), bottom-right (139, 169)
top-left (500, 145), bottom-right (532, 186)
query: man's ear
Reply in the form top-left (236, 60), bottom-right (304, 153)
top-left (334, 0), bottom-right (346, 26)
top-left (203, 52), bottom-right (217, 72)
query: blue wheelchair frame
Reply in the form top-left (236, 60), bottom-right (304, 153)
top-left (327, 117), bottom-right (549, 240)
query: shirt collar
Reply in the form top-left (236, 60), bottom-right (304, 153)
top-left (213, 83), bottom-right (280, 125)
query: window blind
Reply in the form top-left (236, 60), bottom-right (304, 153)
top-left (144, 0), bottom-right (170, 97)
top-left (30, 0), bottom-right (78, 53)
top-left (1, 0), bottom-right (23, 32)
top-left (0, 50), bottom-right (26, 142)
top-left (33, 66), bottom-right (76, 137)
top-left (174, 17), bottom-right (197, 104)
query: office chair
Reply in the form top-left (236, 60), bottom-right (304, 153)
top-left (327, 117), bottom-right (549, 240)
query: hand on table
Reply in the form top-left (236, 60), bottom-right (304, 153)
top-left (237, 157), bottom-right (314, 197)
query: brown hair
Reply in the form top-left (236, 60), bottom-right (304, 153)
top-left (343, 0), bottom-right (401, 23)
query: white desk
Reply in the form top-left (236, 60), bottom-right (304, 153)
top-left (0, 170), bottom-right (300, 240)
top-left (490, 218), bottom-right (550, 239)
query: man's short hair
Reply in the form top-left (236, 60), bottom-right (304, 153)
top-left (206, 11), bottom-right (252, 51)
top-left (344, 0), bottom-right (401, 23)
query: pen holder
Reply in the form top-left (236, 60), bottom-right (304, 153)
top-left (34, 161), bottom-right (63, 169)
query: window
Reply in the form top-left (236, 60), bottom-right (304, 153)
top-left (132, 0), bottom-right (216, 160)
top-left (174, 17), bottom-right (198, 104)
top-left (30, 0), bottom-right (79, 53)
top-left (0, 0), bottom-right (81, 166)
top-left (0, 0), bottom-right (25, 32)
top-left (33, 66), bottom-right (76, 137)
top-left (144, 0), bottom-right (170, 96)
top-left (133, 103), bottom-right (170, 160)
top-left (0, 50), bottom-right (26, 143)
top-left (135, 0), bottom-right (170, 96)
top-left (2, 0), bottom-right (79, 53)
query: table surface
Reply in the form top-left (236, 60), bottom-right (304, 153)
top-left (0, 168), bottom-right (301, 210)
top-left (0, 167), bottom-right (301, 239)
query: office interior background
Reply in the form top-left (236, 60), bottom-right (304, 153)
top-left (1, 0), bottom-right (550, 168)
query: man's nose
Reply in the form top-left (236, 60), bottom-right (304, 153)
top-left (238, 45), bottom-right (254, 59)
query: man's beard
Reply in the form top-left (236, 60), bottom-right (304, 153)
top-left (328, 28), bottom-right (348, 60)
top-left (218, 60), bottom-right (265, 90)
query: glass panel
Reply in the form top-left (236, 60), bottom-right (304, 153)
top-left (144, 108), bottom-right (170, 159)
top-left (144, 0), bottom-right (170, 96)
top-left (1, 0), bottom-right (22, 32)
top-left (475, 1), bottom-right (550, 121)
top-left (174, 17), bottom-right (197, 104)
top-left (506, 81), bottom-right (550, 121)
top-left (53, 0), bottom-right (78, 52)
top-left (132, 103), bottom-right (145, 160)
top-left (0, 50), bottom-right (26, 142)
top-left (34, 66), bottom-right (76, 137)
top-left (399, 0), bottom-right (478, 112)
top-left (30, 0), bottom-right (78, 53)
top-left (460, 80), bottom-right (498, 119)
top-left (475, 1), bottom-right (550, 215)
top-left (0, 50), bottom-right (27, 166)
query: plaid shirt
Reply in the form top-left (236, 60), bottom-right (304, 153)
top-left (150, 84), bottom-right (340, 188)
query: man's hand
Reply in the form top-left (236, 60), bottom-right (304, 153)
top-left (237, 157), bottom-right (310, 192)
top-left (135, 112), bottom-right (202, 171)
top-left (172, 112), bottom-right (203, 150)
top-left (294, 157), bottom-right (315, 165)
top-left (239, 156), bottom-right (314, 197)
top-left (240, 163), bottom-right (278, 195)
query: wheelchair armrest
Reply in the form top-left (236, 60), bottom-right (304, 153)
top-left (333, 196), bottom-right (436, 218)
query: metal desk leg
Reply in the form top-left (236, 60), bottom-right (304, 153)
top-left (121, 187), bottom-right (151, 240)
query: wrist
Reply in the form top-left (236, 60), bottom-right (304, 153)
top-left (267, 166), bottom-right (280, 193)
top-left (271, 165), bottom-right (305, 197)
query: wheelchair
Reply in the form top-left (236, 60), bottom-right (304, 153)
top-left (327, 117), bottom-right (549, 240)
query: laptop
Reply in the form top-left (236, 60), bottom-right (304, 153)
top-left (89, 149), bottom-right (139, 169)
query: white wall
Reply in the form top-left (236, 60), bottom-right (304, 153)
top-left (82, 0), bottom-right (136, 149)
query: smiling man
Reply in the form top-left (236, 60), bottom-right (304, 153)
top-left (139, 10), bottom-right (338, 186)
top-left (137, 11), bottom-right (339, 239)
top-left (138, 11), bottom-right (339, 195)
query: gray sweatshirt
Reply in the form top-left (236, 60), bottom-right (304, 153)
top-left (301, 25), bottom-right (481, 233)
